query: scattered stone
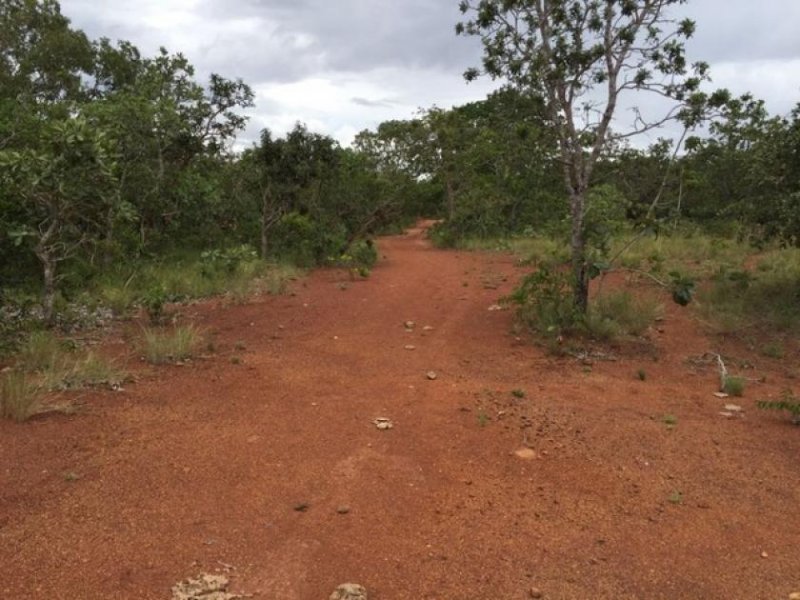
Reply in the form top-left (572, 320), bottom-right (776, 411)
top-left (514, 448), bottom-right (538, 460)
top-left (171, 574), bottom-right (240, 600)
top-left (336, 505), bottom-right (351, 515)
top-left (724, 404), bottom-right (743, 412)
top-left (713, 392), bottom-right (730, 399)
top-left (529, 587), bottom-right (543, 599)
top-left (426, 371), bottom-right (438, 380)
top-left (293, 502), bottom-right (310, 512)
top-left (719, 412), bottom-right (734, 418)
top-left (788, 592), bottom-right (800, 600)
top-left (374, 417), bottom-right (393, 430)
top-left (422, 325), bottom-right (434, 331)
top-left (404, 320), bottom-right (416, 330)
top-left (488, 304), bottom-right (503, 311)
top-left (404, 345), bottom-right (416, 351)
top-left (761, 550), bottom-right (769, 559)
top-left (329, 583), bottom-right (368, 600)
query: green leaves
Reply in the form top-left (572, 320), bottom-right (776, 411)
top-left (668, 271), bottom-right (695, 306)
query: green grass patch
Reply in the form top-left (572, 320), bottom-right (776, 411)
top-left (700, 247), bottom-right (800, 333)
top-left (586, 290), bottom-right (662, 341)
top-left (140, 325), bottom-right (203, 365)
top-left (722, 375), bottom-right (746, 397)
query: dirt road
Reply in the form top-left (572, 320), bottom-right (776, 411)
top-left (2, 223), bottom-right (799, 599)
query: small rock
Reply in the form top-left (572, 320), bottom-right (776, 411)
top-left (374, 418), bottom-right (393, 430)
top-left (426, 371), bottom-right (438, 380)
top-left (487, 304), bottom-right (503, 311)
top-left (515, 448), bottom-right (538, 460)
top-left (719, 412), bottom-right (734, 418)
top-left (171, 574), bottom-right (240, 600)
top-left (788, 592), bottom-right (800, 600)
top-left (293, 502), bottom-right (310, 512)
top-left (404, 320), bottom-right (415, 329)
top-left (761, 550), bottom-right (769, 559)
top-left (422, 325), bottom-right (434, 331)
top-left (329, 583), bottom-right (368, 600)
top-left (724, 404), bottom-right (743, 412)
top-left (404, 345), bottom-right (416, 350)
top-left (713, 392), bottom-right (730, 399)
top-left (529, 587), bottom-right (543, 599)
top-left (336, 505), bottom-right (351, 515)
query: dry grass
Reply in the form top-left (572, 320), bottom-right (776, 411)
top-left (141, 325), bottom-right (203, 365)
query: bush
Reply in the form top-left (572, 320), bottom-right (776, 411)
top-left (508, 265), bottom-right (580, 338)
top-left (722, 375), bottom-right (745, 397)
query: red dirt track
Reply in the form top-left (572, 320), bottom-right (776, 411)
top-left (2, 223), bottom-right (799, 599)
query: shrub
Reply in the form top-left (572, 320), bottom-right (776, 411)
top-left (507, 265), bottom-right (580, 338)
top-left (141, 285), bottom-right (168, 324)
top-left (141, 325), bottom-right (202, 365)
top-left (722, 375), bottom-right (745, 397)
top-left (349, 240), bottom-right (378, 269)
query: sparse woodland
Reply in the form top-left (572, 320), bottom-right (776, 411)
top-left (1, 0), bottom-right (799, 421)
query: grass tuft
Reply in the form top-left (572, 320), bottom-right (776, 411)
top-left (0, 370), bottom-right (38, 422)
top-left (586, 290), bottom-right (662, 341)
top-left (141, 325), bottom-right (202, 365)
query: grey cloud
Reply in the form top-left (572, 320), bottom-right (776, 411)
top-left (351, 97), bottom-right (396, 108)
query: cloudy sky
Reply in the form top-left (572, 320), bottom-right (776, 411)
top-left (60, 0), bottom-right (800, 147)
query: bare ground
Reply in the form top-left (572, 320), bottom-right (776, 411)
top-left (1, 223), bottom-right (799, 599)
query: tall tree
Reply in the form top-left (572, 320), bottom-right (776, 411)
top-left (457, 0), bottom-right (721, 311)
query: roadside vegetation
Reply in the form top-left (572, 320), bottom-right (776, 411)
top-left (2, 1), bottom-right (798, 423)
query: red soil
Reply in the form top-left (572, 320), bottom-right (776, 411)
top-left (2, 223), bottom-right (799, 599)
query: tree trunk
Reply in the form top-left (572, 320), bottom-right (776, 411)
top-left (445, 175), bottom-right (455, 220)
top-left (35, 246), bottom-right (58, 327)
top-left (570, 192), bottom-right (589, 314)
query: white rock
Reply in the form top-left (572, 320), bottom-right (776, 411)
top-left (330, 583), bottom-right (368, 600)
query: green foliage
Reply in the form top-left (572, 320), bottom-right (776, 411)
top-left (662, 415), bottom-right (678, 427)
top-left (140, 325), bottom-right (202, 365)
top-left (141, 285), bottom-right (168, 324)
top-left (508, 265), bottom-right (580, 338)
top-left (722, 376), bottom-right (745, 397)
top-left (761, 342), bottom-right (785, 359)
top-left (668, 491), bottom-right (684, 505)
top-left (586, 291), bottom-right (662, 341)
top-left (700, 248), bottom-right (800, 333)
top-left (17, 331), bottom-right (63, 372)
top-left (758, 391), bottom-right (800, 424)
top-left (201, 245), bottom-right (258, 275)
top-left (509, 265), bottom-right (660, 343)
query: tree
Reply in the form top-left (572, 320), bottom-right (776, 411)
top-left (458, 0), bottom-right (720, 311)
top-left (0, 115), bottom-right (117, 323)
